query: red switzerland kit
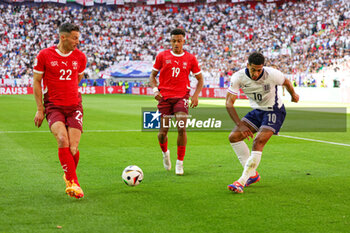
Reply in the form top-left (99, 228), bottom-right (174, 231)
top-left (33, 46), bottom-right (87, 106)
top-left (153, 49), bottom-right (201, 100)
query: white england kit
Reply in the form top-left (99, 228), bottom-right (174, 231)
top-left (228, 67), bottom-right (287, 134)
top-left (228, 67), bottom-right (285, 111)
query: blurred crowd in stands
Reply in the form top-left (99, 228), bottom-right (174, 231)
top-left (0, 0), bottom-right (349, 88)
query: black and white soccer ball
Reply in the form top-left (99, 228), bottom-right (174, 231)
top-left (122, 165), bottom-right (143, 186)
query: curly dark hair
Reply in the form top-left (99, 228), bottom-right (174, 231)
top-left (248, 52), bottom-right (265, 65)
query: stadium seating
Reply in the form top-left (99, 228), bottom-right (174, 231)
top-left (0, 0), bottom-right (349, 87)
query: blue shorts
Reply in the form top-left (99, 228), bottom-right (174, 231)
top-left (242, 105), bottom-right (286, 134)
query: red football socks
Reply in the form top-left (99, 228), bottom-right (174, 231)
top-left (159, 141), bottom-right (168, 153)
top-left (177, 146), bottom-right (186, 161)
top-left (58, 147), bottom-right (78, 184)
top-left (73, 150), bottom-right (80, 169)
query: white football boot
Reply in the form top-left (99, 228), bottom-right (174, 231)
top-left (175, 160), bottom-right (184, 175)
top-left (162, 150), bottom-right (171, 171)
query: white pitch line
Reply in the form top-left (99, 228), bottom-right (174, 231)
top-left (1, 130), bottom-right (349, 147)
top-left (85, 129), bottom-right (140, 133)
top-left (279, 135), bottom-right (350, 147)
top-left (0, 130), bottom-right (50, 134)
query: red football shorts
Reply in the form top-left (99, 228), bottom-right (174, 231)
top-left (157, 94), bottom-right (189, 117)
top-left (45, 103), bottom-right (84, 132)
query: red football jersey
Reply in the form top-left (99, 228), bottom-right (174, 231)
top-left (33, 46), bottom-right (87, 106)
top-left (153, 49), bottom-right (201, 99)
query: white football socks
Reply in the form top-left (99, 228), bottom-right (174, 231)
top-left (230, 141), bottom-right (256, 177)
top-left (230, 141), bottom-right (250, 167)
top-left (238, 151), bottom-right (262, 186)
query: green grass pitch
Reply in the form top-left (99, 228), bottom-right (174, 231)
top-left (0, 94), bottom-right (349, 233)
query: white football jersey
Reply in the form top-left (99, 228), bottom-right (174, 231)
top-left (228, 67), bottom-right (286, 111)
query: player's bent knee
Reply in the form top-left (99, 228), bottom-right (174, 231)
top-left (158, 130), bottom-right (168, 136)
top-left (56, 134), bottom-right (69, 147)
top-left (177, 127), bottom-right (186, 136)
top-left (229, 132), bottom-right (243, 143)
top-left (158, 131), bottom-right (168, 140)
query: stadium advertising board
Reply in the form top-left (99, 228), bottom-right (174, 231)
top-left (75, 0), bottom-right (94, 5)
top-left (146, 0), bottom-right (165, 4)
top-left (78, 86), bottom-right (125, 94)
top-left (34, 0), bottom-right (67, 3)
top-left (132, 87), bottom-right (248, 99)
top-left (0, 87), bottom-right (33, 95)
top-left (0, 86), bottom-right (125, 95)
top-left (106, 0), bottom-right (124, 4)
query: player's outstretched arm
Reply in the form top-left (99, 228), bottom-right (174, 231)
top-left (226, 92), bottom-right (241, 124)
top-left (283, 78), bottom-right (299, 103)
top-left (226, 92), bottom-right (254, 140)
top-left (33, 73), bottom-right (45, 128)
top-left (149, 70), bottom-right (162, 101)
top-left (190, 73), bottom-right (203, 108)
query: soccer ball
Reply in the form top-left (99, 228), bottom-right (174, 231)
top-left (122, 165), bottom-right (143, 186)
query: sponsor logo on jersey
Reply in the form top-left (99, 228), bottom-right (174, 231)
top-left (62, 61), bottom-right (68, 66)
